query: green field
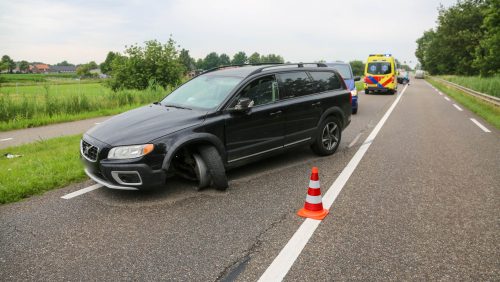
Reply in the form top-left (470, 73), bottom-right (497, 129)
top-left (0, 81), bottom-right (171, 131)
top-left (439, 75), bottom-right (500, 97)
top-left (0, 135), bottom-right (85, 204)
top-left (0, 73), bottom-right (78, 84)
top-left (427, 78), bottom-right (500, 129)
top-left (355, 81), bottom-right (363, 90)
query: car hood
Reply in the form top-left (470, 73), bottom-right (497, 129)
top-left (86, 104), bottom-right (207, 146)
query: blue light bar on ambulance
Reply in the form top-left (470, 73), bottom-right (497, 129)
top-left (369, 54), bottom-right (392, 57)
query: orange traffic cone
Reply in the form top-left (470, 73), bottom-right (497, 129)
top-left (297, 167), bottom-right (329, 220)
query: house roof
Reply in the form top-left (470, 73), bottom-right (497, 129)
top-left (34, 64), bottom-right (49, 69)
top-left (49, 65), bottom-right (76, 72)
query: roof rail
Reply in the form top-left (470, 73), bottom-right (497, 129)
top-left (199, 62), bottom-right (328, 77)
top-left (248, 62), bottom-right (328, 76)
top-left (201, 63), bottom-right (284, 75)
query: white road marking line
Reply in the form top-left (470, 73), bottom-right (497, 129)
top-left (94, 122), bottom-right (101, 125)
top-left (258, 84), bottom-right (409, 282)
top-left (453, 104), bottom-right (463, 111)
top-left (61, 184), bottom-right (102, 199)
top-left (0, 138), bottom-right (13, 142)
top-left (348, 133), bottom-right (362, 148)
top-left (470, 118), bottom-right (491, 133)
top-left (438, 91), bottom-right (443, 95)
top-left (444, 96), bottom-right (451, 101)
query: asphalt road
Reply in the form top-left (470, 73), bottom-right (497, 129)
top-left (1, 79), bottom-right (498, 281)
top-left (0, 116), bottom-right (111, 149)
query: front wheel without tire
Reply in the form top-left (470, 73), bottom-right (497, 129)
top-left (311, 117), bottom-right (341, 156)
top-left (199, 145), bottom-right (228, 190)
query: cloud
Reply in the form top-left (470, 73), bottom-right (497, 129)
top-left (0, 0), bottom-right (456, 66)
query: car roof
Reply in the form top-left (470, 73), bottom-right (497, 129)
top-left (325, 62), bottom-right (349, 66)
top-left (205, 66), bottom-right (268, 78)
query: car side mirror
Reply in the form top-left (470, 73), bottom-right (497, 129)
top-left (354, 76), bottom-right (361, 81)
top-left (232, 98), bottom-right (254, 112)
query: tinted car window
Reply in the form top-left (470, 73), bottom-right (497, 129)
top-left (326, 64), bottom-right (352, 79)
top-left (367, 62), bottom-right (392, 75)
top-left (278, 72), bottom-right (315, 98)
top-left (236, 75), bottom-right (278, 107)
top-left (309, 71), bottom-right (342, 92)
top-left (161, 74), bottom-right (242, 110)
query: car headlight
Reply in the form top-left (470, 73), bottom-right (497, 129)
top-left (108, 144), bottom-right (154, 159)
top-left (351, 89), bottom-right (358, 96)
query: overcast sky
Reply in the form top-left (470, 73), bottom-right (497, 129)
top-left (0, 0), bottom-right (457, 67)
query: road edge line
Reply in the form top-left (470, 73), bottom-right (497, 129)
top-left (470, 118), bottom-right (491, 133)
top-left (257, 84), bottom-right (409, 282)
top-left (453, 104), bottom-right (463, 111)
top-left (61, 184), bottom-right (102, 199)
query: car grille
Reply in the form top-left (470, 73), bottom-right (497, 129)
top-left (81, 139), bottom-right (99, 162)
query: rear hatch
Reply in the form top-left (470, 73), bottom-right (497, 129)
top-left (365, 62), bottom-right (394, 88)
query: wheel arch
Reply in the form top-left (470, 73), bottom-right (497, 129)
top-left (161, 133), bottom-right (226, 171)
top-left (318, 107), bottom-right (346, 130)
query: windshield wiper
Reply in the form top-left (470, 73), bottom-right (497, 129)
top-left (164, 104), bottom-right (192, 110)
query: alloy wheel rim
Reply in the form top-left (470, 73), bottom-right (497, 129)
top-left (322, 122), bottom-right (339, 151)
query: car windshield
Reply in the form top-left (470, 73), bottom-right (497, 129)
top-left (328, 64), bottom-right (352, 79)
top-left (161, 75), bottom-right (243, 110)
top-left (367, 62), bottom-right (392, 75)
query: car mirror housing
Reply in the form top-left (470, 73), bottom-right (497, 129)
top-left (354, 76), bottom-right (361, 81)
top-left (232, 98), bottom-right (254, 112)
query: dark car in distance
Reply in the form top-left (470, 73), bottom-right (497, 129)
top-left (325, 62), bottom-right (361, 114)
top-left (81, 63), bottom-right (352, 191)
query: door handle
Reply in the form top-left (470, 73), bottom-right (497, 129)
top-left (312, 102), bottom-right (321, 107)
top-left (269, 110), bottom-right (282, 116)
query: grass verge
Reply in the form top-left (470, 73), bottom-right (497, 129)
top-left (355, 80), bottom-right (364, 90)
top-left (0, 104), bottom-right (139, 131)
top-left (427, 78), bottom-right (500, 130)
top-left (0, 82), bottom-right (170, 131)
top-left (438, 75), bottom-right (499, 97)
top-left (0, 135), bottom-right (85, 204)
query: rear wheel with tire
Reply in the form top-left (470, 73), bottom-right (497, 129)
top-left (352, 108), bottom-right (358, 115)
top-left (365, 89), bottom-right (370, 94)
top-left (198, 145), bottom-right (228, 190)
top-left (311, 117), bottom-right (341, 156)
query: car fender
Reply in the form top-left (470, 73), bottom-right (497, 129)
top-left (160, 132), bottom-right (226, 171)
top-left (317, 107), bottom-right (346, 130)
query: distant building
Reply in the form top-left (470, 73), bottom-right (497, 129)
top-left (30, 64), bottom-right (50, 73)
top-left (49, 65), bottom-right (76, 73)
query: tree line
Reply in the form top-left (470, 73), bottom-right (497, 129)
top-left (98, 38), bottom-right (286, 91)
top-left (415, 0), bottom-right (499, 76)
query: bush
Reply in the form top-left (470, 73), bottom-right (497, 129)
top-left (108, 38), bottom-right (184, 91)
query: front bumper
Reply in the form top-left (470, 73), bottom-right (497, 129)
top-left (84, 168), bottom-right (139, 190)
top-left (82, 158), bottom-right (167, 190)
top-left (80, 135), bottom-right (166, 190)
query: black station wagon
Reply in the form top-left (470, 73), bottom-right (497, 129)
top-left (81, 63), bottom-right (352, 191)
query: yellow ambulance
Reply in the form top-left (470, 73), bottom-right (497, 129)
top-left (364, 54), bottom-right (398, 94)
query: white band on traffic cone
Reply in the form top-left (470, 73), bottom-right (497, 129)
top-left (305, 195), bottom-right (323, 204)
top-left (309, 180), bottom-right (320, 188)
